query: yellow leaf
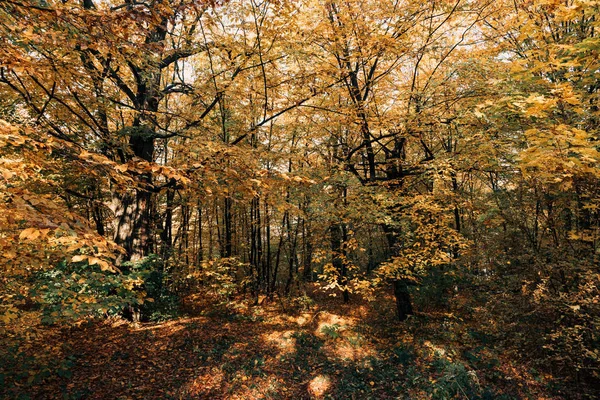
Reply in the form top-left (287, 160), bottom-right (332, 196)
top-left (71, 255), bottom-right (88, 263)
top-left (97, 259), bottom-right (114, 272)
top-left (3, 250), bottom-right (16, 259)
top-left (115, 164), bottom-right (128, 173)
top-left (19, 228), bottom-right (40, 241)
top-left (1, 169), bottom-right (14, 180)
top-left (0, 307), bottom-right (18, 323)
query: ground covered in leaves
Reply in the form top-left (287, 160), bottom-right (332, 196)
top-left (0, 288), bottom-right (591, 399)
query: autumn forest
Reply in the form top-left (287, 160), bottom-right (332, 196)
top-left (1, 0), bottom-right (599, 398)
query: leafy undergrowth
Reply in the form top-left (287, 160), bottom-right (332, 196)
top-left (0, 288), bottom-right (589, 400)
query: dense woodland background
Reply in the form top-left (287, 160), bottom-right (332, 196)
top-left (1, 0), bottom-right (599, 398)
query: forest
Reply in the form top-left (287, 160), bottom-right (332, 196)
top-left (0, 0), bottom-right (599, 398)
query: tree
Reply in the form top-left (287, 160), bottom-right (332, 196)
top-left (1, 0), bottom-right (239, 261)
top-left (295, 0), bottom-right (494, 319)
top-left (474, 0), bottom-right (600, 378)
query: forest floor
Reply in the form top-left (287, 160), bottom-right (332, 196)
top-left (2, 287), bottom-right (577, 399)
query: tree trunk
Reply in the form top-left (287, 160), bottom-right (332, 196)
top-left (160, 185), bottom-right (175, 264)
top-left (330, 222), bottom-right (349, 303)
top-left (111, 187), bottom-right (152, 263)
top-left (383, 223), bottom-right (414, 320)
top-left (393, 280), bottom-right (413, 321)
top-left (224, 197), bottom-right (233, 258)
top-left (196, 201), bottom-right (203, 264)
top-left (301, 198), bottom-right (313, 282)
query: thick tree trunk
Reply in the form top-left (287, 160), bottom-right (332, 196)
top-left (111, 187), bottom-right (152, 263)
top-left (111, 131), bottom-right (155, 262)
top-left (109, 11), bottom-right (168, 263)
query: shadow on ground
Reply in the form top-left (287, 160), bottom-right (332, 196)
top-left (2, 290), bottom-right (572, 399)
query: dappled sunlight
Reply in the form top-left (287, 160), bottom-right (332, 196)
top-left (294, 312), bottom-right (312, 326)
top-left (308, 374), bottom-right (331, 398)
top-left (184, 367), bottom-right (224, 397)
top-left (5, 294), bottom-right (575, 399)
top-left (329, 340), bottom-right (377, 362)
top-left (314, 312), bottom-right (357, 339)
top-left (133, 317), bottom-right (207, 332)
top-left (423, 340), bottom-right (447, 357)
top-left (229, 376), bottom-right (285, 400)
top-left (105, 317), bottom-right (130, 329)
top-left (262, 330), bottom-right (297, 355)
top-left (350, 304), bottom-right (370, 319)
top-left (263, 313), bottom-right (289, 326)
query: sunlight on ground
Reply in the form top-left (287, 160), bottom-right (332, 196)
top-left (133, 317), bottom-right (207, 333)
top-left (330, 340), bottom-right (376, 362)
top-left (185, 367), bottom-right (224, 397)
top-left (262, 330), bottom-right (297, 355)
top-left (230, 376), bottom-right (284, 400)
top-left (312, 311), bottom-right (378, 362)
top-left (349, 305), bottom-right (369, 318)
top-left (314, 312), bottom-right (356, 338)
top-left (308, 374), bottom-right (331, 398)
top-left (295, 313), bottom-right (312, 326)
top-left (264, 313), bottom-right (289, 325)
top-left (423, 340), bottom-right (447, 356)
top-left (104, 317), bottom-right (130, 328)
